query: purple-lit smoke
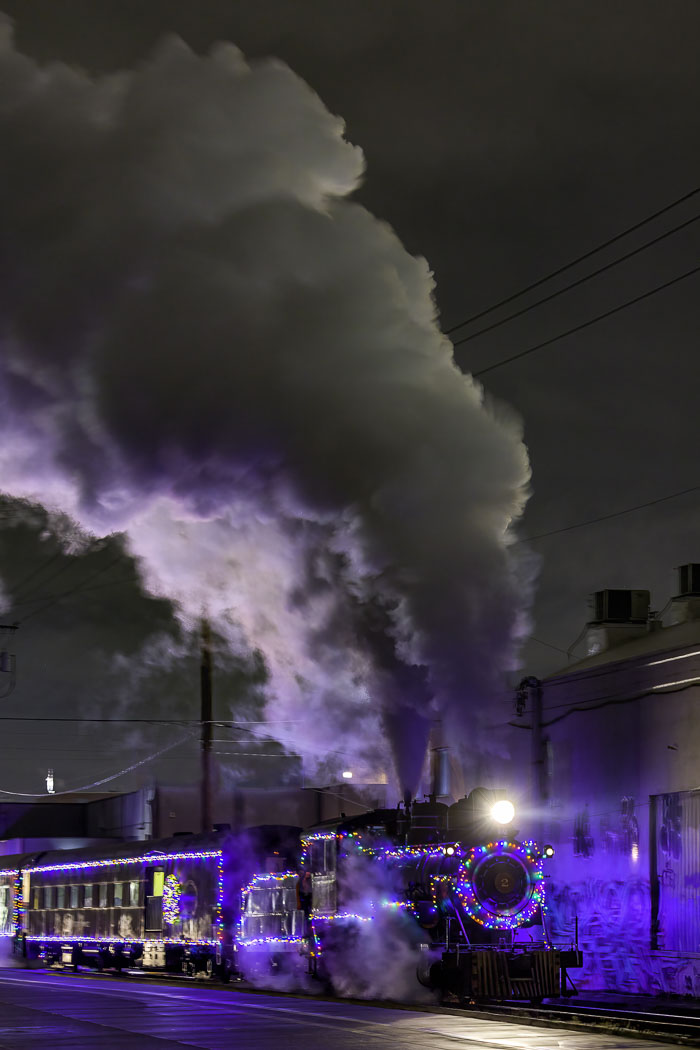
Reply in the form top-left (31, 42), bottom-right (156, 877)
top-left (0, 19), bottom-right (532, 792)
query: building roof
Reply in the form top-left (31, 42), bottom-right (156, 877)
top-left (544, 618), bottom-right (700, 681)
top-left (0, 792), bottom-right (133, 806)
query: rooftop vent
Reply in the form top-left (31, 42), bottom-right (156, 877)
top-left (669, 565), bottom-right (700, 624)
top-left (676, 564), bottom-right (700, 597)
top-left (585, 589), bottom-right (651, 656)
top-left (588, 589), bottom-right (650, 624)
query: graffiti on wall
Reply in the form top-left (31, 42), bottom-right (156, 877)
top-left (547, 793), bottom-right (700, 995)
top-left (573, 806), bottom-right (594, 858)
top-left (548, 877), bottom-right (655, 992)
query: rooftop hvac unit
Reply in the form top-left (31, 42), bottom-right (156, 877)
top-left (588, 589), bottom-right (650, 624)
top-left (676, 564), bottom-right (700, 597)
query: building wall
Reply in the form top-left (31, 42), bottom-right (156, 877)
top-left (521, 648), bottom-right (700, 995)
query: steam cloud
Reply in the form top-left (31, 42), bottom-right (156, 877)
top-left (0, 19), bottom-right (532, 792)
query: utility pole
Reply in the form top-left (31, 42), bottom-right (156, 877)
top-left (200, 617), bottom-right (213, 834)
top-left (0, 624), bottom-right (17, 700)
top-left (517, 675), bottom-right (545, 817)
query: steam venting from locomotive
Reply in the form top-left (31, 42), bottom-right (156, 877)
top-left (0, 19), bottom-right (532, 791)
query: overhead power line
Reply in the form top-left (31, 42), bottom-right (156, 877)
top-left (0, 716), bottom-right (303, 724)
top-left (528, 637), bottom-right (570, 656)
top-left (13, 556), bottom-right (85, 608)
top-left (453, 210), bottom-right (700, 348)
top-left (15, 553), bottom-right (126, 624)
top-left (6, 550), bottom-right (63, 604)
top-left (519, 481), bottom-right (700, 543)
top-left (445, 181), bottom-right (700, 336)
top-left (473, 262), bottom-right (700, 377)
top-left (0, 733), bottom-right (191, 798)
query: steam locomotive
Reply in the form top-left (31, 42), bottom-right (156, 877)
top-left (0, 788), bottom-right (581, 1003)
top-left (240, 788), bottom-right (581, 1002)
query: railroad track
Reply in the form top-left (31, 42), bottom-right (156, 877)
top-left (12, 966), bottom-right (700, 1045)
top-left (452, 1000), bottom-right (700, 1045)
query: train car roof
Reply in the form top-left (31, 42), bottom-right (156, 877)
top-left (0, 824), bottom-right (303, 872)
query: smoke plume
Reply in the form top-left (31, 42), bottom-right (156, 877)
top-left (0, 19), bottom-right (532, 792)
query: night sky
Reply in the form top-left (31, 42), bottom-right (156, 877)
top-left (1, 1), bottom-right (700, 798)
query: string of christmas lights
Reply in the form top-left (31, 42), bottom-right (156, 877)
top-left (26, 849), bottom-right (222, 874)
top-left (24, 934), bottom-right (221, 945)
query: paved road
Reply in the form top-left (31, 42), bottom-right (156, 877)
top-left (0, 970), bottom-right (673, 1049)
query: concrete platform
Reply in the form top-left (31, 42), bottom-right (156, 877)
top-left (0, 969), bottom-right (680, 1049)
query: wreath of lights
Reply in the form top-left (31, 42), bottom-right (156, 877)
top-left (162, 874), bottom-right (181, 925)
top-left (12, 871), bottom-right (23, 935)
top-left (455, 840), bottom-right (545, 930)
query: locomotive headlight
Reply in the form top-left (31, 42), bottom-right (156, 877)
top-left (490, 799), bottom-right (515, 824)
top-left (445, 846), bottom-right (455, 856)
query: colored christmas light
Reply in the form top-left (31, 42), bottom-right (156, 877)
top-left (26, 849), bottom-right (222, 874)
top-left (311, 912), bottom-right (373, 923)
top-left (25, 934), bottom-right (221, 946)
top-left (236, 936), bottom-right (304, 947)
top-left (299, 831), bottom-right (337, 868)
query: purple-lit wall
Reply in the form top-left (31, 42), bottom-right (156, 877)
top-left (517, 640), bottom-right (700, 995)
